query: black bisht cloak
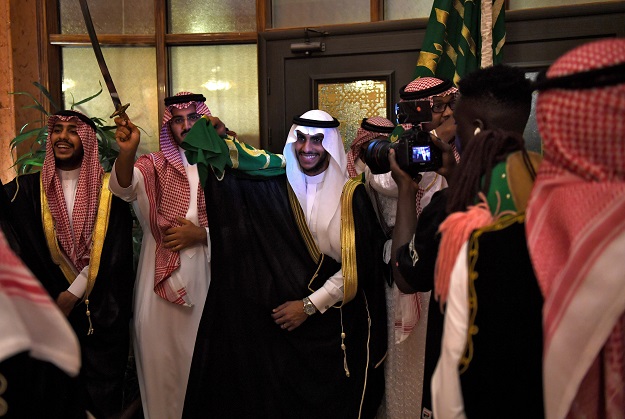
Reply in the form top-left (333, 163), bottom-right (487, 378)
top-left (0, 180), bottom-right (86, 418)
top-left (183, 169), bottom-right (388, 419)
top-left (4, 173), bottom-right (135, 419)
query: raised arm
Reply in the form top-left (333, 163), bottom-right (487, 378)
top-left (114, 116), bottom-right (141, 188)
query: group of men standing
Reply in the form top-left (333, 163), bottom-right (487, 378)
top-left (1, 38), bottom-right (624, 419)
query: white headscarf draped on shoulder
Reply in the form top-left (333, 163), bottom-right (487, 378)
top-left (284, 109), bottom-right (347, 260)
top-left (135, 92), bottom-right (211, 306)
top-left (0, 229), bottom-right (80, 376)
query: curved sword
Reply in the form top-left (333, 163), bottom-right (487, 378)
top-left (78, 0), bottom-right (130, 119)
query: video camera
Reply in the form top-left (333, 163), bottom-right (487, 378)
top-left (364, 100), bottom-right (442, 177)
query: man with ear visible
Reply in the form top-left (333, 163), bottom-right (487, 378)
top-left (183, 110), bottom-right (388, 419)
top-left (111, 92), bottom-right (213, 419)
top-left (389, 65), bottom-right (533, 418)
top-left (361, 78), bottom-right (457, 418)
top-left (5, 110), bottom-right (135, 418)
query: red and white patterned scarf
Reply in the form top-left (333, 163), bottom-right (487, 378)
top-left (526, 39), bottom-right (625, 419)
top-left (0, 229), bottom-right (81, 376)
top-left (41, 112), bottom-right (103, 272)
top-left (401, 77), bottom-right (458, 107)
top-left (346, 116), bottom-right (395, 178)
top-left (135, 92), bottom-right (210, 305)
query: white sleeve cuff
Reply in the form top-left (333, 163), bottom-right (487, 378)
top-left (308, 268), bottom-right (344, 313)
top-left (67, 265), bottom-right (89, 299)
top-left (109, 162), bottom-right (140, 201)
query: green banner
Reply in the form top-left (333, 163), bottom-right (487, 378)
top-left (414, 0), bottom-right (506, 85)
top-left (182, 116), bottom-right (286, 187)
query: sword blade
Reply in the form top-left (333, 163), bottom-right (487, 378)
top-left (78, 0), bottom-right (129, 117)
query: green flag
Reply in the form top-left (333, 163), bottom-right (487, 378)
top-left (414, 0), bottom-right (506, 85)
top-left (182, 116), bottom-right (286, 187)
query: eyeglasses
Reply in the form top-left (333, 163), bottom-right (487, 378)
top-left (170, 113), bottom-right (202, 126)
top-left (431, 97), bottom-right (457, 113)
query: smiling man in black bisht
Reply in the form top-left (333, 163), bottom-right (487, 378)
top-left (5, 110), bottom-right (134, 418)
top-left (182, 110), bottom-right (388, 418)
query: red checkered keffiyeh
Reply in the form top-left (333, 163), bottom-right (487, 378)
top-left (401, 77), bottom-right (458, 107)
top-left (402, 77), bottom-right (460, 162)
top-left (526, 39), bottom-right (625, 419)
top-left (41, 111), bottom-right (103, 272)
top-left (0, 229), bottom-right (81, 376)
top-left (135, 92), bottom-right (211, 305)
top-left (346, 116), bottom-right (395, 178)
top-left (401, 77), bottom-right (459, 214)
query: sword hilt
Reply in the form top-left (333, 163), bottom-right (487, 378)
top-left (110, 103), bottom-right (130, 120)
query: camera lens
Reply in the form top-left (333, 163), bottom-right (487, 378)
top-left (364, 139), bottom-right (393, 174)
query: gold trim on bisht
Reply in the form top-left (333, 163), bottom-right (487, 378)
top-left (339, 178), bottom-right (361, 306)
top-left (459, 213), bottom-right (525, 374)
top-left (84, 174), bottom-right (112, 301)
top-left (40, 173), bottom-right (113, 335)
top-left (83, 173), bottom-right (113, 335)
top-left (41, 176), bottom-right (79, 283)
top-left (287, 182), bottom-right (321, 263)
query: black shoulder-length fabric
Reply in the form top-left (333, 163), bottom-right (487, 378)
top-left (459, 219), bottom-right (544, 418)
top-left (0, 179), bottom-right (21, 253)
top-left (395, 188), bottom-right (448, 414)
top-left (184, 169), bottom-right (387, 419)
top-left (0, 352), bottom-right (87, 418)
top-left (4, 172), bottom-right (135, 419)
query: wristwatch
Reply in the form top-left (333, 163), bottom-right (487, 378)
top-left (302, 297), bottom-right (317, 315)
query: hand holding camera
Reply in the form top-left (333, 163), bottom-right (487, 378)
top-left (365, 100), bottom-right (447, 178)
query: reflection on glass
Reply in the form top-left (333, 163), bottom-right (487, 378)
top-left (272, 0), bottom-right (369, 28)
top-left (317, 80), bottom-right (388, 151)
top-left (59, 0), bottom-right (154, 34)
top-left (523, 71), bottom-right (542, 154)
top-left (62, 47), bottom-right (159, 153)
top-left (168, 0), bottom-right (256, 33)
top-left (170, 45), bottom-right (260, 147)
top-left (509, 0), bottom-right (619, 9)
top-left (385, 0), bottom-right (434, 20)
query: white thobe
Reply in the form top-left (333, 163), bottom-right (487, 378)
top-left (431, 241), bottom-right (470, 419)
top-left (303, 172), bottom-right (344, 313)
top-left (109, 149), bottom-right (211, 419)
top-left (57, 168), bottom-right (89, 299)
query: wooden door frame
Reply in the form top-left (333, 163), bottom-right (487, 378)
top-left (258, 1), bottom-right (625, 152)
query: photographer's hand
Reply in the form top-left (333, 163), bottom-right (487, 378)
top-left (389, 149), bottom-right (418, 294)
top-left (430, 132), bottom-right (458, 186)
top-left (433, 115), bottom-right (456, 143)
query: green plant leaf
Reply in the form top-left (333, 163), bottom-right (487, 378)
top-left (24, 103), bottom-right (50, 114)
top-left (9, 91), bottom-right (49, 115)
top-left (33, 82), bottom-right (60, 111)
top-left (72, 84), bottom-right (104, 108)
top-left (10, 127), bottom-right (43, 149)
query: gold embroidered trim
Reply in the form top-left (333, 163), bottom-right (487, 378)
top-left (224, 139), bottom-right (239, 169)
top-left (307, 253), bottom-right (324, 293)
top-left (356, 291), bottom-right (372, 419)
top-left (84, 173), bottom-right (112, 302)
top-left (40, 176), bottom-right (79, 283)
top-left (0, 373), bottom-right (7, 416)
top-left (287, 182), bottom-right (321, 263)
top-left (423, 173), bottom-right (439, 192)
top-left (459, 213), bottom-right (525, 374)
top-left (83, 173), bottom-right (113, 335)
top-left (340, 178), bottom-right (360, 306)
top-left (40, 173), bottom-right (113, 335)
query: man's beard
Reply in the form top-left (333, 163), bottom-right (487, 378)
top-left (300, 152), bottom-right (330, 175)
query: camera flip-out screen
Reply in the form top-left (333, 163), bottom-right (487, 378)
top-left (395, 100), bottom-right (433, 125)
top-left (411, 146), bottom-right (431, 163)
